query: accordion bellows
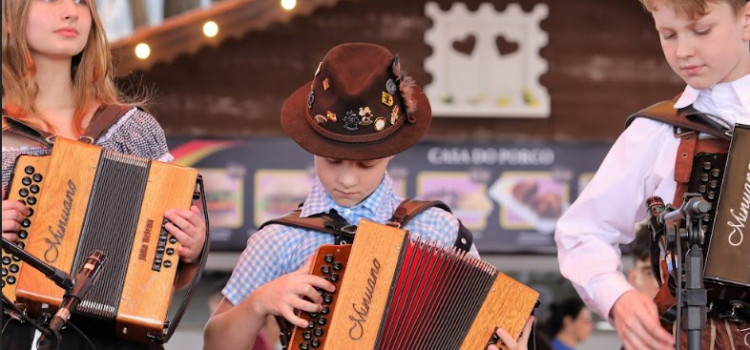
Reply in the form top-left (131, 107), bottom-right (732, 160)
top-left (290, 220), bottom-right (539, 350)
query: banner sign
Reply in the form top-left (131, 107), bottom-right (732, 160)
top-left (168, 137), bottom-right (611, 253)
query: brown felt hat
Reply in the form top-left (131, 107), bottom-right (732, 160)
top-left (281, 43), bottom-right (431, 160)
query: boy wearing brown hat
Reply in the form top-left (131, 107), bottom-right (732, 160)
top-left (203, 43), bottom-right (533, 350)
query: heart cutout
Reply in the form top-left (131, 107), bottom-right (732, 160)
top-left (495, 35), bottom-right (519, 56)
top-left (452, 34), bottom-right (476, 56)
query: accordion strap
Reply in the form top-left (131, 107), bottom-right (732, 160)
top-left (1, 104), bottom-right (133, 146)
top-left (260, 199), bottom-right (474, 251)
top-left (625, 100), bottom-right (732, 140)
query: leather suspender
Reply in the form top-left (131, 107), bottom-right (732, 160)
top-left (259, 199), bottom-right (474, 252)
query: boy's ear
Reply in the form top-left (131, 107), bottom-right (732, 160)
top-left (743, 1), bottom-right (750, 41)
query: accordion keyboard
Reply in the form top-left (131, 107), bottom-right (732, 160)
top-left (290, 244), bottom-right (351, 350)
top-left (2, 157), bottom-right (49, 300)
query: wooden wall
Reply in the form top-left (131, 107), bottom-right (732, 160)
top-left (121, 0), bottom-right (685, 141)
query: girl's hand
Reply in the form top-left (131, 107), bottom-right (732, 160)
top-left (164, 206), bottom-right (206, 263)
top-left (2, 198), bottom-right (30, 243)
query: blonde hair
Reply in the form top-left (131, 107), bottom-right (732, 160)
top-left (2, 0), bottom-right (122, 135)
top-left (637, 0), bottom-right (748, 19)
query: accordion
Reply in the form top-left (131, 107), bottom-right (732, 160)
top-left (284, 220), bottom-right (539, 350)
top-left (1, 137), bottom-right (199, 343)
top-left (704, 123), bottom-right (750, 301)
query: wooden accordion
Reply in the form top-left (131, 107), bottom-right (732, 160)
top-left (1, 137), bottom-right (198, 343)
top-left (285, 220), bottom-right (539, 350)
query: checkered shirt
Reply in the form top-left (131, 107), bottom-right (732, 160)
top-left (223, 174), bottom-right (479, 305)
top-left (2, 107), bottom-right (173, 194)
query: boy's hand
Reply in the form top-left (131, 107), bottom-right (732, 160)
top-left (164, 206), bottom-right (206, 263)
top-left (2, 197), bottom-right (30, 243)
top-left (611, 290), bottom-right (675, 350)
top-left (487, 316), bottom-right (534, 350)
top-left (247, 257), bottom-right (336, 328)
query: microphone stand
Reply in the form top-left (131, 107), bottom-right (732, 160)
top-left (1, 238), bottom-right (96, 350)
top-left (661, 193), bottom-right (710, 350)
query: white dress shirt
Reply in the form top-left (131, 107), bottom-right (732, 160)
top-left (554, 74), bottom-right (750, 320)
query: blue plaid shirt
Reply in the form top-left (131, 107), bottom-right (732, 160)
top-left (223, 174), bottom-right (479, 305)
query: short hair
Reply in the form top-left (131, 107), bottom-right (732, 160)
top-left (637, 0), bottom-right (748, 19)
top-left (630, 222), bottom-right (651, 263)
top-left (546, 296), bottom-right (586, 336)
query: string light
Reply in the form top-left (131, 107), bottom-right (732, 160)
top-left (135, 43), bottom-right (151, 59)
top-left (281, 0), bottom-right (296, 11)
top-left (203, 21), bottom-right (219, 38)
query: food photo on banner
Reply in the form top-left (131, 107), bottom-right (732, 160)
top-left (168, 137), bottom-right (611, 254)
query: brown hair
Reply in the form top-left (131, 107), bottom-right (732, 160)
top-left (637, 0), bottom-right (748, 19)
top-left (2, 0), bottom-right (124, 135)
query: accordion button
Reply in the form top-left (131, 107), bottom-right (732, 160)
top-left (299, 343), bottom-right (309, 350)
top-left (329, 273), bottom-right (338, 282)
top-left (33, 173), bottom-right (43, 182)
top-left (702, 162), bottom-right (711, 170)
top-left (166, 248), bottom-right (174, 255)
top-left (164, 260), bottom-right (173, 268)
top-left (310, 339), bottom-right (320, 348)
top-left (22, 219), bottom-right (31, 228)
top-left (332, 262), bottom-right (342, 271)
top-left (708, 180), bottom-right (718, 189)
top-left (323, 294), bottom-right (332, 304)
top-left (698, 185), bottom-right (707, 193)
top-left (2, 257), bottom-right (10, 265)
top-left (711, 169), bottom-right (721, 178)
top-left (27, 209), bottom-right (33, 217)
top-left (22, 177), bottom-right (32, 186)
top-left (309, 312), bottom-right (318, 318)
top-left (7, 276), bottom-right (15, 284)
top-left (18, 200), bottom-right (26, 206)
top-left (313, 328), bottom-right (324, 337)
top-left (324, 254), bottom-right (334, 263)
top-left (24, 166), bottom-right (34, 175)
top-left (169, 236), bottom-right (178, 244)
top-left (700, 174), bottom-right (709, 182)
top-left (17, 242), bottom-right (25, 250)
top-left (1, 268), bottom-right (7, 276)
top-left (12, 255), bottom-right (20, 262)
top-left (19, 188), bottom-right (28, 197)
top-left (9, 264), bottom-right (18, 273)
top-left (19, 231), bottom-right (28, 239)
top-left (316, 317), bottom-right (326, 326)
top-left (320, 307), bottom-right (329, 315)
top-left (321, 266), bottom-right (331, 275)
top-left (27, 197), bottom-right (36, 205)
top-left (30, 185), bottom-right (39, 194)
top-left (307, 320), bottom-right (315, 329)
top-left (1, 280), bottom-right (4, 288)
top-left (707, 192), bottom-right (715, 200)
top-left (303, 331), bottom-right (312, 340)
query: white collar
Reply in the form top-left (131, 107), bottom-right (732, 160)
top-left (674, 74), bottom-right (750, 110)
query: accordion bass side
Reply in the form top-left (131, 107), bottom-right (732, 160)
top-left (1, 137), bottom-right (198, 343)
top-left (288, 220), bottom-right (539, 350)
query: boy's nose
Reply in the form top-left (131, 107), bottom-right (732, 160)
top-left (337, 168), bottom-right (358, 187)
top-left (675, 37), bottom-right (695, 58)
